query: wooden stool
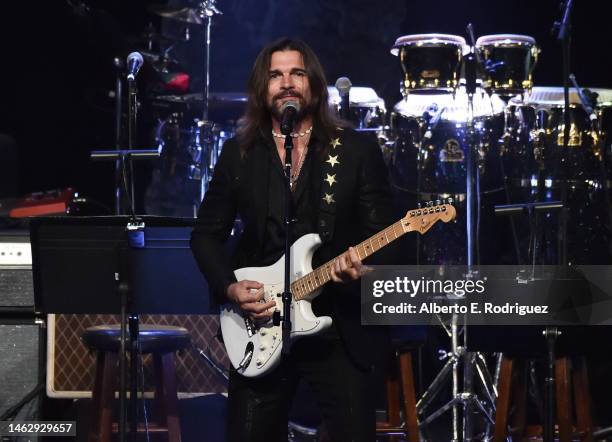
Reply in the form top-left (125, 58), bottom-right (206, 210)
top-left (81, 325), bottom-right (191, 442)
top-left (493, 355), bottom-right (593, 442)
top-left (376, 341), bottom-right (421, 442)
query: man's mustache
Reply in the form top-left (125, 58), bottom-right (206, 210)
top-left (273, 90), bottom-right (303, 101)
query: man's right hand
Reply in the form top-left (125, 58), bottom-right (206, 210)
top-left (226, 280), bottom-right (276, 320)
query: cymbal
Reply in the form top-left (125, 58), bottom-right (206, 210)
top-left (154, 92), bottom-right (247, 104)
top-left (148, 6), bottom-right (203, 25)
top-left (152, 92), bottom-right (247, 120)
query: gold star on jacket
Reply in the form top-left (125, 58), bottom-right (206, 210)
top-left (326, 155), bottom-right (340, 168)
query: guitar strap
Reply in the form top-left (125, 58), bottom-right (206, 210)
top-left (317, 129), bottom-right (345, 244)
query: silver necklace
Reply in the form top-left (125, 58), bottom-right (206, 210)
top-left (290, 146), bottom-right (308, 188)
top-left (271, 126), bottom-right (313, 139)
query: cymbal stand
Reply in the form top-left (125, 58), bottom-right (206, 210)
top-left (191, 0), bottom-right (222, 212)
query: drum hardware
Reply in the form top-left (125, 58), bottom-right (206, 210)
top-left (149, 1), bottom-right (224, 211)
top-left (187, 120), bottom-right (205, 181)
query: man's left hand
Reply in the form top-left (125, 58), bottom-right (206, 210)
top-left (330, 246), bottom-right (366, 283)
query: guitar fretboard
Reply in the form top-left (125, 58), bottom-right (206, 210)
top-left (291, 218), bottom-right (409, 301)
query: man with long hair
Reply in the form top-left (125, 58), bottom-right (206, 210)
top-left (191, 37), bottom-right (396, 441)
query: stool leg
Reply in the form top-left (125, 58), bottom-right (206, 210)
top-left (493, 356), bottom-right (513, 442)
top-left (398, 351), bottom-right (419, 442)
top-left (555, 357), bottom-right (572, 442)
top-left (154, 352), bottom-right (181, 442)
top-left (509, 360), bottom-right (527, 441)
top-left (573, 357), bottom-right (593, 442)
top-left (386, 376), bottom-right (401, 427)
top-left (384, 374), bottom-right (401, 442)
top-left (89, 352), bottom-right (117, 442)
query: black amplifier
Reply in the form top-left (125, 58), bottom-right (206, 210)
top-left (0, 230), bottom-right (34, 313)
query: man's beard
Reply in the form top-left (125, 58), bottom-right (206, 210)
top-left (268, 91), bottom-right (313, 123)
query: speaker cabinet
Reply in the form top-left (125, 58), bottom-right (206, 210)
top-left (0, 320), bottom-right (43, 421)
top-left (46, 314), bottom-right (229, 398)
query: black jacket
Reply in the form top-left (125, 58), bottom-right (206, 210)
top-left (191, 125), bottom-right (398, 368)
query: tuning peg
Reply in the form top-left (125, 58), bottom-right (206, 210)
top-left (417, 202), bottom-right (422, 209)
top-left (427, 201), bottom-right (433, 207)
top-left (435, 199), bottom-right (441, 206)
top-left (447, 197), bottom-right (454, 205)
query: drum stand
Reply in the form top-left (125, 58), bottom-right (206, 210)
top-left (416, 315), bottom-right (497, 442)
top-left (416, 47), bottom-right (499, 442)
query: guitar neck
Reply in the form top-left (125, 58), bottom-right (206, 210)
top-left (292, 219), bottom-right (408, 301)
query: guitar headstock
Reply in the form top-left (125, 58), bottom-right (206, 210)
top-left (401, 199), bottom-right (457, 234)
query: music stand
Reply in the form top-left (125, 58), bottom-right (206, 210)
top-left (30, 215), bottom-right (212, 442)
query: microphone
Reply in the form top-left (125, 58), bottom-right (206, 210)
top-left (126, 52), bottom-right (144, 81)
top-left (280, 100), bottom-right (300, 135)
top-left (569, 74), bottom-right (598, 122)
top-left (335, 77), bottom-right (352, 121)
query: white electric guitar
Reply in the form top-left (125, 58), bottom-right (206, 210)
top-left (220, 201), bottom-right (456, 377)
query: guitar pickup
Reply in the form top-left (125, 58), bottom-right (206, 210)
top-left (244, 316), bottom-right (256, 338)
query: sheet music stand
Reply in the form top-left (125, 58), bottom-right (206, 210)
top-left (30, 215), bottom-right (212, 442)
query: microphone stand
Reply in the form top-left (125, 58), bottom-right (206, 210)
top-left (114, 57), bottom-right (124, 216)
top-left (127, 74), bottom-right (140, 442)
top-left (339, 89), bottom-right (351, 122)
top-left (127, 77), bottom-right (138, 211)
top-left (462, 46), bottom-right (478, 442)
top-left (557, 0), bottom-right (573, 268)
top-left (91, 73), bottom-right (159, 442)
top-left (535, 5), bottom-right (575, 441)
top-left (278, 132), bottom-right (294, 352)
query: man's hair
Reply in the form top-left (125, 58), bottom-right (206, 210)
top-left (236, 37), bottom-right (342, 152)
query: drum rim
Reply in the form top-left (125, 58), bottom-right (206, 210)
top-left (326, 86), bottom-right (386, 108)
top-left (391, 90), bottom-right (506, 121)
top-left (476, 34), bottom-right (536, 47)
top-left (391, 33), bottom-right (467, 55)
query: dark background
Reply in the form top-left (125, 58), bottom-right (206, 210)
top-left (1, 0), bottom-right (610, 210)
top-left (2, 2), bottom-right (612, 434)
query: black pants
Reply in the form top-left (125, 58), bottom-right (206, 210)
top-left (226, 332), bottom-right (376, 442)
